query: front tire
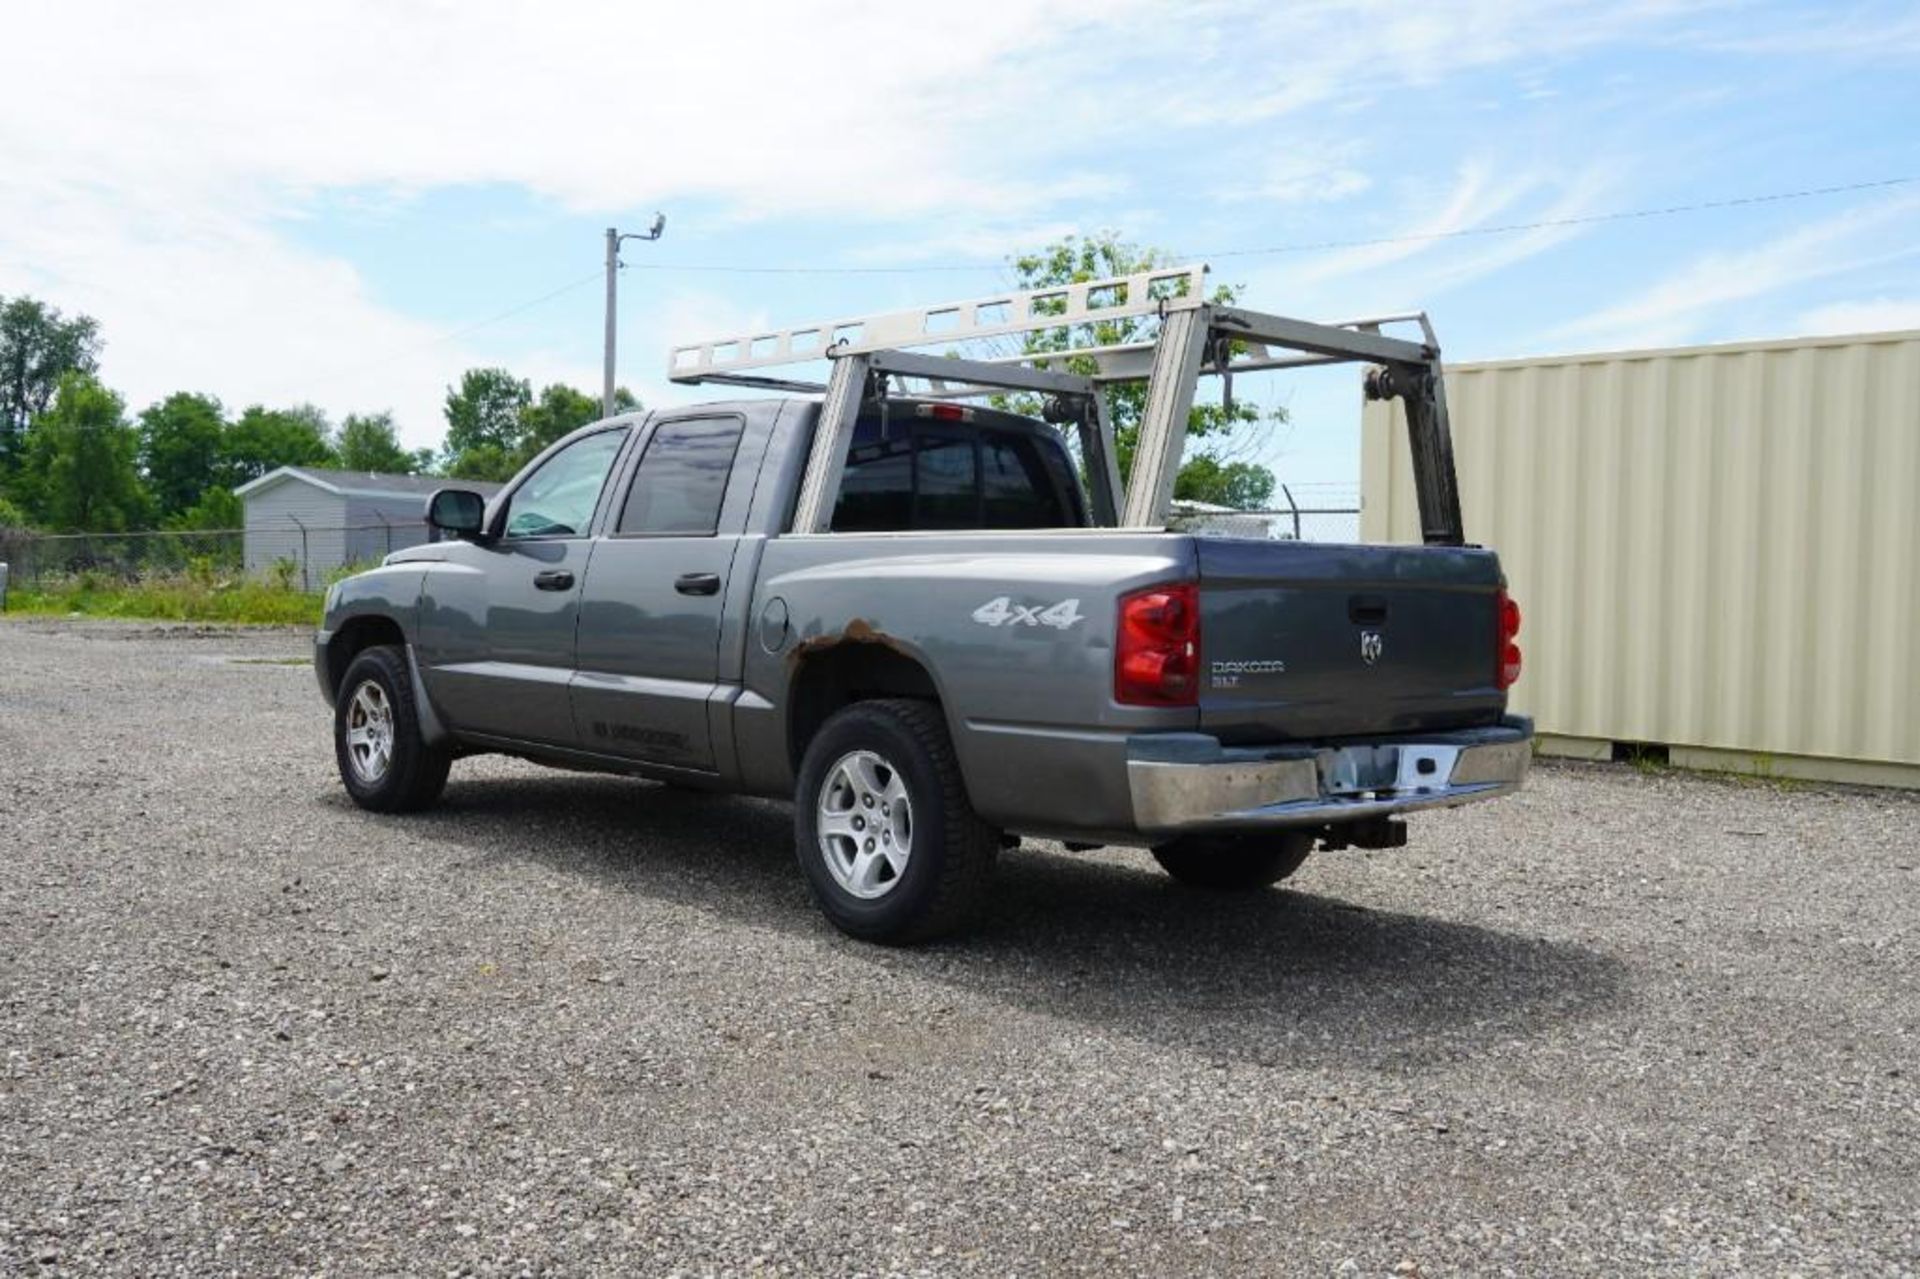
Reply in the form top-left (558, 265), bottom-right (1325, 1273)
top-left (1150, 833), bottom-right (1313, 890)
top-left (794, 699), bottom-right (997, 944)
top-left (333, 645), bottom-right (451, 814)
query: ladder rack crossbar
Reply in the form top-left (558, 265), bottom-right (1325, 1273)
top-left (992, 309), bottom-right (1436, 382)
top-left (667, 264), bottom-right (1208, 383)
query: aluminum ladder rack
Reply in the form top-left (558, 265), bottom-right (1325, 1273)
top-left (665, 264), bottom-right (1465, 544)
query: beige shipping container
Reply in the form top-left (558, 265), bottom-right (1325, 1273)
top-left (1361, 328), bottom-right (1920, 788)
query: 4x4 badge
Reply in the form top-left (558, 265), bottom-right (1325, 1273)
top-left (1360, 630), bottom-right (1384, 665)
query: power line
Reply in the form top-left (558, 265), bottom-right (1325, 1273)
top-left (275, 171), bottom-right (1920, 395)
top-left (620, 174), bottom-right (1920, 276)
top-left (1205, 174), bottom-right (1920, 260)
top-left (301, 267), bottom-right (606, 388)
top-left (43, 172), bottom-right (1920, 423)
top-left (432, 268), bottom-right (607, 343)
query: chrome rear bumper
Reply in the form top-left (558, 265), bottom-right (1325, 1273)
top-left (1126, 718), bottom-right (1532, 837)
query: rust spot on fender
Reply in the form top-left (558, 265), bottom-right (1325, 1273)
top-left (786, 617), bottom-right (910, 670)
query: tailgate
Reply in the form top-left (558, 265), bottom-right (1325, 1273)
top-left (1195, 538), bottom-right (1505, 741)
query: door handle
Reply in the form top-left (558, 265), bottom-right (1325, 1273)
top-left (534, 569), bottom-right (575, 591)
top-left (675, 572), bottom-right (722, 596)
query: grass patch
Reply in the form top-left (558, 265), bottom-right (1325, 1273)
top-left (5, 573), bottom-right (323, 626)
top-left (1713, 753), bottom-right (1809, 792)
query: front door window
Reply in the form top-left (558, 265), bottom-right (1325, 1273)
top-left (501, 431), bottom-right (626, 539)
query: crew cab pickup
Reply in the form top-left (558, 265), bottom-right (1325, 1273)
top-left (315, 275), bottom-right (1530, 942)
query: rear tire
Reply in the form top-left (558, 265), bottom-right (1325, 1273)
top-left (1150, 833), bottom-right (1312, 890)
top-left (794, 699), bottom-right (997, 944)
top-left (333, 645), bottom-right (451, 814)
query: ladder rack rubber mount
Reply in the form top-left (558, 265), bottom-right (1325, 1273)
top-left (666, 264), bottom-right (1465, 545)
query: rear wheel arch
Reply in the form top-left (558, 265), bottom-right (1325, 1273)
top-left (785, 642), bottom-right (950, 776)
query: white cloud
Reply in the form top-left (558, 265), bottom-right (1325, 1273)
top-left (1230, 160), bottom-right (1617, 319)
top-left (1706, 9), bottom-right (1920, 62)
top-left (1, 1), bottom-right (1153, 445)
top-left (0, 2), bottom-right (1144, 219)
top-left (1216, 144), bottom-right (1375, 207)
top-left (0, 165), bottom-right (473, 448)
top-left (1548, 193), bottom-right (1920, 349)
top-left (839, 222), bottom-right (1089, 269)
top-left (0, 0), bottom-right (1765, 452)
top-left (1145, 0), bottom-right (1716, 127)
top-left (1290, 161), bottom-right (1539, 285)
top-left (1795, 297), bottom-right (1920, 336)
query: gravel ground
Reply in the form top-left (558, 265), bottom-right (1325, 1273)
top-left (1, 618), bottom-right (1915, 1277)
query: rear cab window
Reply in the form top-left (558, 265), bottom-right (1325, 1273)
top-left (829, 404), bottom-right (1087, 533)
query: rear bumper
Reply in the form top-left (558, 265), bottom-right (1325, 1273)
top-left (1126, 717), bottom-right (1532, 837)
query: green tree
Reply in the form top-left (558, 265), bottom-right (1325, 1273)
top-left (166, 486), bottom-right (243, 530)
top-left (1173, 454), bottom-right (1276, 509)
top-left (138, 392), bottom-right (227, 520)
top-left (438, 370), bottom-right (636, 480)
top-left (442, 368), bottom-right (531, 479)
top-left (517, 383), bottom-right (600, 458)
top-left (1007, 233), bottom-right (1281, 509)
top-left (285, 402), bottom-right (331, 435)
top-left (0, 493), bottom-right (29, 529)
top-left (444, 442), bottom-right (515, 483)
top-left (336, 411), bottom-right (416, 473)
top-left (0, 296), bottom-right (103, 472)
top-left (514, 383), bottom-right (638, 466)
top-left (219, 404), bottom-right (336, 487)
top-left (15, 374), bottom-right (149, 531)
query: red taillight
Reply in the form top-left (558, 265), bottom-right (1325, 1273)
top-left (1116, 582), bottom-right (1200, 706)
top-left (916, 402), bottom-right (973, 422)
top-left (1496, 588), bottom-right (1523, 690)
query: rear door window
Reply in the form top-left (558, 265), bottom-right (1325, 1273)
top-left (617, 416), bottom-right (744, 535)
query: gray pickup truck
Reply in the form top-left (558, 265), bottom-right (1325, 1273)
top-left (315, 270), bottom-right (1529, 941)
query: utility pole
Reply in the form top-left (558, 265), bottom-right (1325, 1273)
top-left (602, 214), bottom-right (667, 419)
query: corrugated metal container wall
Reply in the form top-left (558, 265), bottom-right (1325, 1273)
top-left (1362, 329), bottom-right (1920, 786)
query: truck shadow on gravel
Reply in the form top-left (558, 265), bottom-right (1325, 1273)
top-left (407, 774), bottom-right (1624, 1068)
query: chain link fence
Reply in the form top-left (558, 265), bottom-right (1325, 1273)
top-left (1, 527), bottom-right (244, 590)
top-left (0, 521), bottom-right (431, 594)
top-left (1171, 508), bottom-right (1361, 543)
top-left (0, 502), bottom-right (1362, 604)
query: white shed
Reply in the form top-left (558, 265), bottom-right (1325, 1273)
top-left (234, 466), bottom-right (502, 588)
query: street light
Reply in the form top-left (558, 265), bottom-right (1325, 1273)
top-left (603, 214), bottom-right (667, 418)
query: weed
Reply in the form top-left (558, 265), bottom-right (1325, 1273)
top-left (4, 571), bottom-right (323, 626)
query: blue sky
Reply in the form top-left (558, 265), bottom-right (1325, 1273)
top-left (3, 1), bottom-right (1917, 492)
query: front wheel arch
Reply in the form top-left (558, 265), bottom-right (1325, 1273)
top-left (323, 614), bottom-right (407, 703)
top-left (333, 644), bottom-right (451, 813)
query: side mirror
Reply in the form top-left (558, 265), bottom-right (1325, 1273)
top-left (426, 488), bottom-right (487, 540)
